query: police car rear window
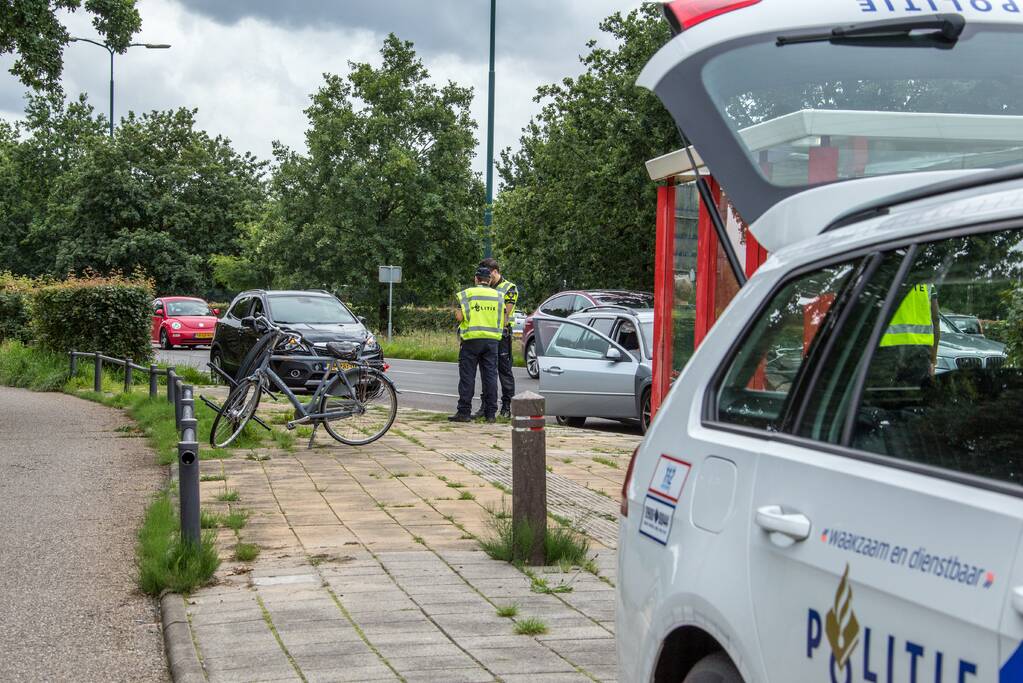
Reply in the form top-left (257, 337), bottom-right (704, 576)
top-left (702, 26), bottom-right (1023, 188)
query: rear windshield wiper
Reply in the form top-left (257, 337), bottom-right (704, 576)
top-left (777, 13), bottom-right (965, 49)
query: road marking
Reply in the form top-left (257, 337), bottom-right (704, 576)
top-left (399, 389), bottom-right (460, 398)
top-left (388, 370), bottom-right (424, 375)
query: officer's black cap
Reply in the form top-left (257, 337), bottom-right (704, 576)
top-left (475, 266), bottom-right (491, 280)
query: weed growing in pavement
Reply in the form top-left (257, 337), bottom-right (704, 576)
top-left (491, 481), bottom-right (510, 493)
top-left (392, 472), bottom-right (410, 478)
top-left (458, 490), bottom-right (475, 501)
top-left (223, 510), bottom-right (249, 530)
top-left (270, 429), bottom-right (296, 451)
top-left (200, 509), bottom-right (221, 529)
top-left (413, 536), bottom-right (425, 545)
top-left (137, 491), bottom-right (219, 594)
top-left (216, 490), bottom-right (240, 502)
top-left (391, 429), bottom-right (425, 448)
top-left (446, 481), bottom-right (465, 488)
top-left (592, 456), bottom-right (619, 469)
top-left (491, 444), bottom-right (502, 451)
top-left (562, 458), bottom-right (573, 464)
top-left (200, 473), bottom-right (225, 482)
top-left (545, 465), bottom-right (553, 473)
top-left (514, 618), bottom-right (549, 635)
top-left (480, 508), bottom-right (589, 567)
top-left (245, 451), bottom-right (271, 462)
top-left (389, 503), bottom-right (415, 508)
top-left (496, 604), bottom-right (518, 618)
top-left (234, 542), bottom-right (260, 562)
top-left (529, 575), bottom-right (573, 595)
top-left (459, 533), bottom-right (475, 540)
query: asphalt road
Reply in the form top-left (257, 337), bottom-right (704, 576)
top-left (0, 387), bottom-right (168, 681)
top-left (154, 346), bottom-right (538, 413)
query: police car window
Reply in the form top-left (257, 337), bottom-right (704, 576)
top-left (544, 323), bottom-right (610, 360)
top-left (848, 228), bottom-right (1023, 486)
top-left (228, 297), bottom-right (251, 319)
top-left (613, 319), bottom-right (641, 356)
top-left (716, 261), bottom-right (860, 431)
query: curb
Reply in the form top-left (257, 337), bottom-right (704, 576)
top-left (161, 592), bottom-right (206, 682)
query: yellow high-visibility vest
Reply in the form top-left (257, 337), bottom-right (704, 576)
top-left (880, 284), bottom-right (934, 348)
top-left (457, 286), bottom-right (504, 340)
top-left (494, 278), bottom-right (518, 324)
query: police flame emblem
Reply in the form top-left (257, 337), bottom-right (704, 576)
top-left (825, 563), bottom-right (860, 670)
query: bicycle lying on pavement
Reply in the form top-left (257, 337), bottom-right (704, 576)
top-left (206, 315), bottom-right (398, 448)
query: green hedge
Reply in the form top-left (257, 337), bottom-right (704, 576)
top-left (0, 273), bottom-right (33, 343)
top-left (347, 304), bottom-right (458, 335)
top-left (32, 274), bottom-right (154, 361)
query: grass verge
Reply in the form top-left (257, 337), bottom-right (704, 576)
top-left (137, 491), bottom-right (220, 595)
top-left (380, 329), bottom-right (525, 367)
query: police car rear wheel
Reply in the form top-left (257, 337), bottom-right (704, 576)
top-left (682, 652), bottom-right (743, 683)
top-left (555, 415), bottom-right (586, 428)
top-left (525, 339), bottom-right (539, 379)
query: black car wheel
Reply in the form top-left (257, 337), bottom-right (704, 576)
top-left (640, 390), bottom-right (651, 434)
top-left (160, 328), bottom-right (173, 350)
top-left (525, 338), bottom-right (539, 379)
top-left (210, 349), bottom-right (226, 385)
top-left (682, 652), bottom-right (743, 683)
top-left (556, 415), bottom-right (586, 428)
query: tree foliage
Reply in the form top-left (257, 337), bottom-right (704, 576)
top-left (247, 34), bottom-right (484, 315)
top-left (493, 7), bottom-right (676, 305)
top-left (0, 0), bottom-right (142, 90)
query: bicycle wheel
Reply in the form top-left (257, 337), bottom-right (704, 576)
top-left (320, 367), bottom-right (397, 446)
top-left (210, 377), bottom-right (262, 447)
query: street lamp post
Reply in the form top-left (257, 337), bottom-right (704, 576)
top-left (483, 0), bottom-right (497, 258)
top-left (69, 38), bottom-right (171, 137)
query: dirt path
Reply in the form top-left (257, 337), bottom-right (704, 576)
top-left (0, 387), bottom-right (169, 682)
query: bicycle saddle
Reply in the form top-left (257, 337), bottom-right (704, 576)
top-left (325, 341), bottom-right (359, 360)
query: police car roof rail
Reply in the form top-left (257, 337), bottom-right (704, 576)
top-left (577, 305), bottom-right (637, 315)
top-left (824, 164), bottom-right (1023, 232)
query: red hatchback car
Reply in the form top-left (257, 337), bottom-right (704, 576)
top-left (152, 297), bottom-right (219, 349)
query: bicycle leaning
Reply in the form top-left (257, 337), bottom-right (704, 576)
top-left (208, 315), bottom-right (398, 448)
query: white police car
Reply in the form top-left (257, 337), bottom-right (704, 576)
top-left (618, 1), bottom-right (1023, 681)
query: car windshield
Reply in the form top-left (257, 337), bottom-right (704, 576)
top-left (268, 295), bottom-right (356, 324)
top-left (166, 300), bottom-right (211, 316)
top-left (702, 25), bottom-right (1023, 188)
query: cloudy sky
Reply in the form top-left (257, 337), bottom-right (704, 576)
top-left (0, 0), bottom-right (646, 177)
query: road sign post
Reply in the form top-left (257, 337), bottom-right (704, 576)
top-left (378, 265), bottom-right (402, 343)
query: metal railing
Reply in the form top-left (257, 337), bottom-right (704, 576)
top-left (69, 350), bottom-right (200, 544)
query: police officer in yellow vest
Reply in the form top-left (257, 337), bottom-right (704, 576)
top-left (449, 266), bottom-right (505, 423)
top-left (473, 257), bottom-right (517, 418)
top-left (876, 282), bottom-right (940, 385)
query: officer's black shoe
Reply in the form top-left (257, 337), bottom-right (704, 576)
top-left (448, 413), bottom-right (472, 423)
top-left (499, 408), bottom-right (511, 419)
top-left (470, 410), bottom-right (486, 420)
top-left (485, 416), bottom-right (497, 424)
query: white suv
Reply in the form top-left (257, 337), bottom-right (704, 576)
top-left (618, 2), bottom-right (1023, 682)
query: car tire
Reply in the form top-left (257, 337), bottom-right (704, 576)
top-left (525, 338), bottom-right (539, 379)
top-left (682, 652), bottom-right (743, 683)
top-left (210, 349), bottom-right (226, 385)
top-left (160, 328), bottom-right (173, 350)
top-left (556, 415), bottom-right (586, 428)
top-left (640, 389), bottom-right (651, 434)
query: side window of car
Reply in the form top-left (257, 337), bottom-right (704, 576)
top-left (539, 320), bottom-right (611, 359)
top-left (715, 259), bottom-right (862, 431)
top-left (152, 300), bottom-right (162, 314)
top-left (250, 298), bottom-right (264, 318)
top-left (541, 295), bottom-right (574, 318)
top-left (590, 317), bottom-right (614, 336)
top-left (612, 318), bottom-right (641, 357)
top-left (571, 294), bottom-right (592, 312)
top-left (841, 228), bottom-right (1023, 486)
top-left (228, 297), bottom-right (251, 319)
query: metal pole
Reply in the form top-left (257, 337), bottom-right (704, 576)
top-left (483, 0), bottom-right (497, 258)
top-left (70, 351), bottom-right (78, 376)
top-left (124, 358), bottom-right (133, 393)
top-left (149, 364), bottom-right (159, 398)
top-left (178, 385), bottom-right (200, 545)
top-left (167, 367), bottom-right (177, 404)
top-left (388, 278), bottom-right (394, 343)
top-left (93, 352), bottom-right (103, 393)
top-left (511, 390), bottom-right (547, 565)
top-left (108, 48), bottom-right (114, 138)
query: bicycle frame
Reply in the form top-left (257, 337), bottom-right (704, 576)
top-left (250, 350), bottom-right (369, 427)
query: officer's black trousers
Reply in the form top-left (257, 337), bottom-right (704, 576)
top-left (457, 338), bottom-right (499, 418)
top-left (497, 330), bottom-right (515, 412)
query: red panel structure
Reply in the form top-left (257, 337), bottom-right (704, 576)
top-left (693, 177), bottom-right (722, 350)
top-left (651, 183), bottom-right (676, 416)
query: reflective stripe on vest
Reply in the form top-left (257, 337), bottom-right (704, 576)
top-left (495, 278), bottom-right (517, 323)
top-left (880, 284), bottom-right (934, 348)
top-left (458, 286), bottom-right (503, 340)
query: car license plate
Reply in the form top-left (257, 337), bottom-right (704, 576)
top-left (329, 360), bottom-right (356, 371)
top-left (195, 332), bottom-right (213, 339)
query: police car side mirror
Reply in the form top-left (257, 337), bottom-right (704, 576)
top-left (605, 347), bottom-right (623, 362)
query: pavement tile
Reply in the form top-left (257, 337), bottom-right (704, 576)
top-left (468, 645), bottom-right (577, 675)
top-left (400, 669), bottom-right (496, 683)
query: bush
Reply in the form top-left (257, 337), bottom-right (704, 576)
top-left (0, 273), bottom-right (34, 343)
top-left (32, 273), bottom-right (154, 360)
top-left (349, 304), bottom-right (457, 335)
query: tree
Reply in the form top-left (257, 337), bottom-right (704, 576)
top-left (41, 107), bottom-right (266, 293)
top-left (493, 7), bottom-right (676, 305)
top-left (252, 34), bottom-right (484, 318)
top-left (1, 0), bottom-right (141, 90)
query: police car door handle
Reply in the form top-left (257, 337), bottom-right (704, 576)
top-left (1012, 586), bottom-right (1023, 615)
top-left (755, 505), bottom-right (811, 541)
top-left (544, 366), bottom-right (564, 375)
